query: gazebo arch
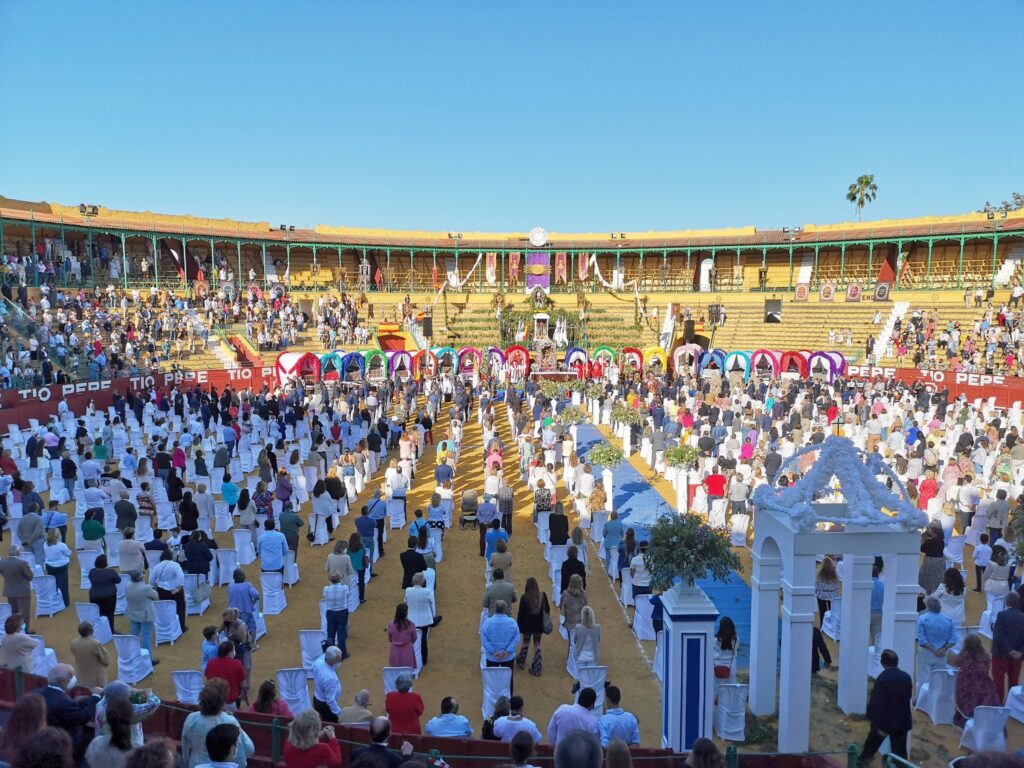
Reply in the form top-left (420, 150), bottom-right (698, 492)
top-left (724, 351), bottom-right (752, 380)
top-left (365, 349), bottom-right (389, 381)
top-left (412, 349), bottom-right (438, 378)
top-left (807, 351), bottom-right (836, 380)
top-left (643, 345), bottom-right (667, 373)
top-left (697, 349), bottom-right (726, 375)
top-left (390, 350), bottom-right (413, 381)
top-left (338, 352), bottom-right (365, 381)
top-left (592, 345), bottom-right (615, 363)
top-left (827, 351), bottom-right (847, 376)
top-left (274, 351), bottom-right (321, 384)
top-left (672, 343), bottom-right (704, 375)
top-left (779, 350), bottom-right (809, 376)
top-left (505, 344), bottom-right (531, 378)
top-left (748, 437), bottom-right (926, 752)
top-left (319, 352), bottom-right (345, 381)
top-left (435, 346), bottom-right (458, 372)
top-left (750, 349), bottom-right (780, 375)
top-left (458, 346), bottom-right (482, 375)
top-left (620, 346), bottom-right (643, 369)
top-left (564, 347), bottom-right (588, 368)
top-left (487, 346), bottom-right (505, 374)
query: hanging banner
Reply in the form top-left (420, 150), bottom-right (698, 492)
top-left (819, 282), bottom-right (835, 302)
top-left (578, 251), bottom-right (590, 280)
top-left (873, 282), bottom-right (892, 302)
top-left (446, 256), bottom-right (460, 288)
top-left (794, 283), bottom-right (810, 301)
top-left (554, 252), bottom-right (568, 286)
top-left (509, 252), bottom-right (521, 287)
top-left (845, 282), bottom-right (863, 302)
top-left (485, 252), bottom-right (497, 285)
top-left (525, 251), bottom-right (551, 294)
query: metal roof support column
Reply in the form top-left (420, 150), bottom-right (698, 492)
top-left (209, 238), bottom-right (217, 288)
top-left (385, 247), bottom-right (391, 293)
top-left (990, 235), bottom-right (1000, 290)
top-left (956, 238), bottom-right (965, 290)
top-left (87, 228), bottom-right (94, 286)
top-left (867, 243), bottom-right (874, 288)
top-left (787, 245), bottom-right (794, 290)
top-left (812, 245), bottom-right (820, 289)
top-left (839, 243), bottom-right (846, 287)
top-left (261, 241), bottom-right (267, 286)
top-left (236, 241), bottom-right (242, 294)
top-left (638, 249), bottom-right (644, 291)
top-left (121, 232), bottom-right (129, 290)
top-left (286, 243), bottom-right (292, 288)
top-left (686, 249), bottom-right (693, 291)
top-left (30, 222), bottom-right (37, 286)
top-left (925, 239), bottom-right (933, 290)
top-left (895, 240), bottom-right (904, 289)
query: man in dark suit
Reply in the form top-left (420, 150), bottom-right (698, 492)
top-left (350, 716), bottom-right (414, 768)
top-left (34, 663), bottom-right (101, 762)
top-left (857, 649), bottom-right (913, 765)
top-left (399, 536), bottom-right (428, 589)
top-left (560, 545), bottom-right (587, 594)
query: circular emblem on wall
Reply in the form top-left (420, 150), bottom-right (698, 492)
top-left (528, 227), bottom-right (548, 247)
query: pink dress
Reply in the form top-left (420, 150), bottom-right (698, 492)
top-left (387, 620), bottom-right (418, 667)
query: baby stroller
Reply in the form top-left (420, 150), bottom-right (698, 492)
top-left (458, 489), bottom-right (479, 530)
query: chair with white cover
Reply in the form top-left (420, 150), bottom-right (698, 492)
top-left (154, 600), bottom-right (183, 645)
top-left (960, 705), bottom-right (1010, 752)
top-left (115, 580), bottom-right (127, 615)
top-left (254, 611), bottom-right (268, 641)
top-left (709, 498), bottom-right (728, 529)
top-left (276, 668), bottom-right (312, 715)
top-left (214, 502), bottom-right (234, 533)
top-left (548, 545), bottom-right (568, 586)
top-left (104, 532), bottom-right (124, 567)
top-left (78, 549), bottom-right (101, 590)
top-left (980, 595), bottom-right (1005, 640)
top-left (284, 550), bottom-right (300, 587)
top-left (867, 634), bottom-right (883, 679)
top-left (537, 512), bottom-right (551, 544)
top-left (261, 572), bottom-right (287, 615)
top-left (413, 629), bottom-right (423, 677)
top-left (134, 515), bottom-right (154, 544)
top-left (347, 576), bottom-right (360, 613)
top-left (481, 665), bottom-right (512, 720)
top-left (74, 603), bottom-right (113, 644)
top-left (822, 597), bottom-right (842, 641)
top-left (619, 568), bottom-right (634, 608)
top-left (383, 666), bottom-right (415, 695)
top-left (915, 668), bottom-right (957, 725)
top-left (155, 502), bottom-right (177, 531)
top-left (943, 535), bottom-right (966, 568)
top-left (184, 574), bottom-right (211, 615)
top-left (0, 602), bottom-right (11, 629)
top-left (216, 549), bottom-right (238, 586)
top-left (233, 530), bottom-right (256, 566)
top-left (299, 630), bottom-right (327, 678)
top-left (713, 683), bottom-right (749, 742)
top-left (387, 498), bottom-right (406, 529)
top-left (319, 600), bottom-right (328, 634)
top-left (633, 595), bottom-right (657, 641)
top-left (729, 514), bottom-right (750, 548)
top-left (144, 550), bottom-right (163, 572)
top-left (31, 635), bottom-right (58, 677)
top-left (32, 575), bottom-right (65, 617)
top-left (1004, 685), bottom-right (1024, 725)
top-left (574, 666), bottom-right (608, 715)
top-left (113, 634), bottom-right (154, 684)
top-left (171, 670), bottom-right (203, 705)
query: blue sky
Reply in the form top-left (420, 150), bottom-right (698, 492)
top-left (2, 1), bottom-right (1021, 233)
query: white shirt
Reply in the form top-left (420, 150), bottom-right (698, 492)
top-left (493, 714), bottom-right (543, 743)
top-left (311, 656), bottom-right (342, 714)
top-left (322, 583), bottom-right (350, 612)
top-left (577, 472), bottom-right (595, 498)
top-left (149, 559), bottom-right (185, 592)
top-left (630, 554), bottom-right (651, 587)
top-left (405, 585), bottom-right (436, 628)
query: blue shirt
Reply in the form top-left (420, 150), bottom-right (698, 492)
top-left (201, 639), bottom-right (218, 673)
top-left (480, 614), bottom-right (519, 662)
top-left (424, 713), bottom-right (473, 738)
top-left (257, 530), bottom-right (289, 571)
top-left (476, 501), bottom-right (498, 526)
top-left (355, 515), bottom-right (377, 543)
top-left (367, 498), bottom-right (386, 521)
top-left (598, 708), bottom-right (640, 747)
top-left (870, 577), bottom-right (884, 613)
top-left (603, 519), bottom-right (624, 550)
top-left (484, 529), bottom-right (509, 561)
top-left (435, 464), bottom-right (454, 484)
top-left (916, 610), bottom-right (956, 650)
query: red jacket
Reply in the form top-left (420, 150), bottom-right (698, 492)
top-left (283, 738), bottom-right (341, 768)
top-left (385, 691), bottom-right (424, 734)
top-left (205, 657), bottom-right (246, 704)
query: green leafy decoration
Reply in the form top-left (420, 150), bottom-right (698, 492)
top-left (644, 512), bottom-right (742, 590)
top-left (663, 445), bottom-right (700, 468)
top-left (587, 441), bottom-right (624, 469)
top-left (559, 405), bottom-right (589, 426)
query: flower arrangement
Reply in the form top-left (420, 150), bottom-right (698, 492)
top-left (559, 405), bottom-right (589, 426)
top-left (539, 379), bottom-right (566, 400)
top-left (663, 444), bottom-right (700, 468)
top-left (587, 441), bottom-right (624, 469)
top-left (612, 403), bottom-right (645, 427)
top-left (570, 378), bottom-right (589, 393)
top-left (645, 512), bottom-right (742, 590)
top-left (586, 383), bottom-right (605, 400)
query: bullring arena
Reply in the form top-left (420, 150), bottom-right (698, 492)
top-left (0, 191), bottom-right (1021, 767)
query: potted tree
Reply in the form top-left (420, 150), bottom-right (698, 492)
top-left (611, 403), bottom-right (645, 456)
top-left (586, 383), bottom-right (605, 422)
top-left (645, 512), bottom-right (741, 596)
top-left (560, 404), bottom-right (589, 444)
top-left (588, 441), bottom-right (623, 515)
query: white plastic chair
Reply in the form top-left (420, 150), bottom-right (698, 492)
top-left (31, 635), bottom-right (58, 677)
top-left (276, 668), bottom-right (312, 715)
top-left (915, 668), bottom-right (957, 725)
top-left (714, 683), bottom-right (749, 741)
top-left (299, 630), bottom-right (327, 678)
top-left (113, 634), bottom-right (154, 684)
top-left (74, 602), bottom-right (113, 644)
top-left (822, 597), bottom-right (842, 641)
top-left (144, 550), bottom-right (163, 571)
top-left (284, 550), bottom-right (300, 587)
top-left (32, 575), bottom-right (66, 617)
top-left (960, 705), bottom-right (1010, 752)
top-left (943, 535), bottom-right (966, 568)
top-left (633, 595), bottom-right (657, 641)
top-left (383, 666), bottom-right (414, 694)
top-left (115, 580), bottom-right (127, 615)
top-left (980, 595), bottom-right (1005, 640)
top-left (233, 530), bottom-right (256, 566)
top-left (171, 669), bottom-right (203, 704)
top-left (154, 600), bottom-right (183, 645)
top-left (216, 549), bottom-right (238, 586)
top-left (620, 568), bottom-right (634, 608)
top-left (260, 572), bottom-right (287, 615)
top-left (184, 574), bottom-right (211, 615)
top-left (78, 549), bottom-right (100, 590)
top-left (574, 666), bottom-right (608, 715)
top-left (1004, 685), bottom-right (1024, 725)
top-left (481, 665), bottom-right (512, 720)
top-left (214, 501), bottom-right (234, 533)
top-left (729, 514), bottom-right (750, 547)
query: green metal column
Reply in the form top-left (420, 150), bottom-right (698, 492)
top-left (385, 247), bottom-right (391, 292)
top-left (787, 245), bottom-right (794, 289)
top-left (286, 243), bottom-right (292, 286)
top-left (710, 248), bottom-right (717, 291)
top-left (236, 241), bottom-right (242, 292)
top-left (638, 249), bottom-right (644, 289)
top-left (991, 235), bottom-right (1000, 290)
top-left (500, 251), bottom-right (505, 293)
top-left (926, 239), bottom-right (934, 289)
top-left (896, 239), bottom-right (904, 288)
top-left (120, 233), bottom-right (128, 289)
top-left (87, 228), bottom-right (94, 284)
top-left (30, 223), bottom-right (37, 285)
top-left (957, 238), bottom-right (965, 289)
top-left (431, 250), bottom-right (437, 291)
top-left (813, 245), bottom-right (820, 287)
top-left (261, 241), bottom-right (267, 284)
top-left (209, 238), bottom-right (216, 288)
top-left (686, 249), bottom-right (692, 291)
top-left (735, 247), bottom-right (742, 291)
top-left (839, 243), bottom-right (846, 286)
top-left (867, 242), bottom-right (874, 287)
top-left (409, 249), bottom-right (415, 291)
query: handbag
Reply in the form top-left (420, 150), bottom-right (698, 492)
top-left (714, 649), bottom-right (735, 679)
top-left (542, 610), bottom-right (553, 635)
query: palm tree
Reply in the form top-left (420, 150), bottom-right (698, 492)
top-left (846, 174), bottom-right (878, 222)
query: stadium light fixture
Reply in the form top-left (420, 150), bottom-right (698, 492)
top-left (79, 204), bottom-right (99, 217)
top-left (987, 212), bottom-right (995, 220)
top-left (289, 225), bottom-right (296, 231)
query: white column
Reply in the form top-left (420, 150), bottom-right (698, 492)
top-left (641, 437), bottom-right (653, 466)
top-left (675, 471), bottom-right (688, 514)
top-left (659, 586), bottom-right (719, 751)
top-left (778, 553), bottom-right (817, 752)
top-left (602, 468), bottom-right (614, 512)
top-left (838, 554), bottom-right (874, 714)
top-left (888, 550), bottom-right (921, 686)
top-left (622, 427), bottom-right (632, 457)
top-left (749, 547), bottom-right (781, 715)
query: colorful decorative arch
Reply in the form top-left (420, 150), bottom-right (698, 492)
top-left (779, 350), bottom-right (809, 377)
top-left (620, 346), bottom-right (643, 368)
top-left (505, 344), bottom-right (532, 377)
top-left (697, 349), bottom-right (726, 375)
top-left (339, 352), bottom-right (366, 379)
top-left (412, 349), bottom-right (438, 377)
top-left (364, 349), bottom-right (389, 378)
top-left (724, 351), bottom-right (752, 381)
top-left (826, 351), bottom-right (847, 375)
top-left (435, 346), bottom-right (459, 370)
top-left (592, 345), bottom-right (615, 362)
top-left (643, 345), bottom-right (667, 371)
top-left (564, 347), bottom-right (588, 368)
top-left (458, 346), bottom-right (483, 373)
top-left (750, 349), bottom-right (780, 373)
top-left (672, 343), bottom-right (704, 374)
top-left (487, 347), bottom-right (505, 371)
top-left (390, 350), bottom-right (413, 379)
top-left (274, 351), bottom-right (322, 384)
top-left (319, 351), bottom-right (345, 381)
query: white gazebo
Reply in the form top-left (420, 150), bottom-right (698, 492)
top-left (748, 437), bottom-right (927, 753)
